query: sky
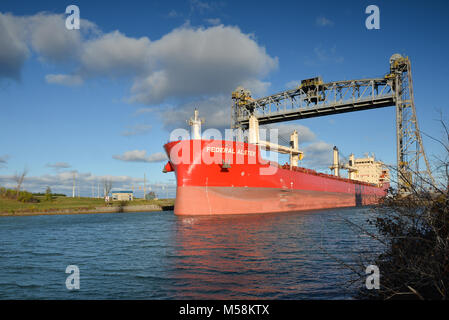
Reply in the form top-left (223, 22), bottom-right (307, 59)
top-left (0, 0), bottom-right (448, 197)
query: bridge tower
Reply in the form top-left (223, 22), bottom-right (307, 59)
top-left (389, 54), bottom-right (435, 192)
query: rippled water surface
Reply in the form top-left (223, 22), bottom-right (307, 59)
top-left (0, 208), bottom-right (381, 299)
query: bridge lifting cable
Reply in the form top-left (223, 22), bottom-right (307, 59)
top-left (259, 124), bottom-right (292, 146)
top-left (231, 54), bottom-right (435, 193)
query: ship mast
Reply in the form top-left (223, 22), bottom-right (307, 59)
top-left (188, 108), bottom-right (204, 140)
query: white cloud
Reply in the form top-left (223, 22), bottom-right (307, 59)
top-left (205, 18), bottom-right (221, 25)
top-left (1, 12), bottom-right (278, 134)
top-left (285, 80), bottom-right (301, 89)
top-left (113, 150), bottom-right (167, 163)
top-left (134, 107), bottom-right (155, 115)
top-left (1, 12), bottom-right (277, 104)
top-left (0, 155), bottom-right (10, 168)
top-left (80, 31), bottom-right (152, 78)
top-left (305, 45), bottom-right (344, 66)
top-left (27, 13), bottom-right (93, 62)
top-left (35, 22), bottom-right (277, 105)
top-left (161, 94), bottom-right (230, 130)
top-left (167, 10), bottom-right (181, 18)
top-left (314, 46), bottom-right (343, 63)
top-left (45, 74), bottom-right (83, 86)
top-left (302, 141), bottom-right (334, 169)
top-left (129, 25), bottom-right (277, 104)
top-left (0, 154), bottom-right (9, 163)
top-left (121, 124), bottom-right (152, 136)
top-left (0, 12), bottom-right (97, 80)
top-left (0, 13), bottom-right (29, 80)
top-left (316, 16), bottom-right (334, 27)
top-left (46, 162), bottom-right (71, 169)
top-left (190, 0), bottom-right (214, 13)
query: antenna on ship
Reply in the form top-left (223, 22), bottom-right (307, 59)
top-left (188, 108), bottom-right (204, 140)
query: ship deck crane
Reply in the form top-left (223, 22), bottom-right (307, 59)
top-left (231, 54), bottom-right (435, 193)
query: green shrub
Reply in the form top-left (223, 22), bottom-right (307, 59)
top-left (18, 191), bottom-right (40, 203)
top-left (1, 189), bottom-right (17, 199)
top-left (356, 190), bottom-right (449, 300)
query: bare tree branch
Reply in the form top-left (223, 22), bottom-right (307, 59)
top-left (103, 178), bottom-right (112, 198)
top-left (14, 168), bottom-right (28, 197)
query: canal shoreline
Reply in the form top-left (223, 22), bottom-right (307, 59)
top-left (0, 204), bottom-right (174, 217)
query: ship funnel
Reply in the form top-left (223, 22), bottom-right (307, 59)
top-left (189, 108), bottom-right (204, 140)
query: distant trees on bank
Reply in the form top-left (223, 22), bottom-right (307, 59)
top-left (0, 186), bottom-right (66, 203)
top-left (0, 187), bottom-right (39, 203)
top-left (32, 191), bottom-right (66, 197)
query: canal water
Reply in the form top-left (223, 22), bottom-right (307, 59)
top-left (0, 208), bottom-right (382, 299)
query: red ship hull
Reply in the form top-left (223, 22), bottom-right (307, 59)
top-left (164, 140), bottom-right (388, 216)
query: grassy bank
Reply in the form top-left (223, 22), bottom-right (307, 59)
top-left (0, 195), bottom-right (175, 216)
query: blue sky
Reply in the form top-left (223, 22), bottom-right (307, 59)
top-left (0, 0), bottom-right (448, 197)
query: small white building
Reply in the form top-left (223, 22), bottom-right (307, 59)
top-left (111, 191), bottom-right (134, 201)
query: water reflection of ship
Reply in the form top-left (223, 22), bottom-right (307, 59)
top-left (169, 213), bottom-right (318, 299)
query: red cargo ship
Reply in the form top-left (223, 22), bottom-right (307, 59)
top-left (163, 138), bottom-right (389, 216)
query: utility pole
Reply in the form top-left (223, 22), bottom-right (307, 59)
top-left (72, 172), bottom-right (76, 198)
top-left (144, 173), bottom-right (146, 200)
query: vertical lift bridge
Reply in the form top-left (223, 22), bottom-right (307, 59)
top-left (231, 54), bottom-right (435, 193)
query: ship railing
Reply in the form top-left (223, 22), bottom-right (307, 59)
top-left (279, 163), bottom-right (378, 187)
